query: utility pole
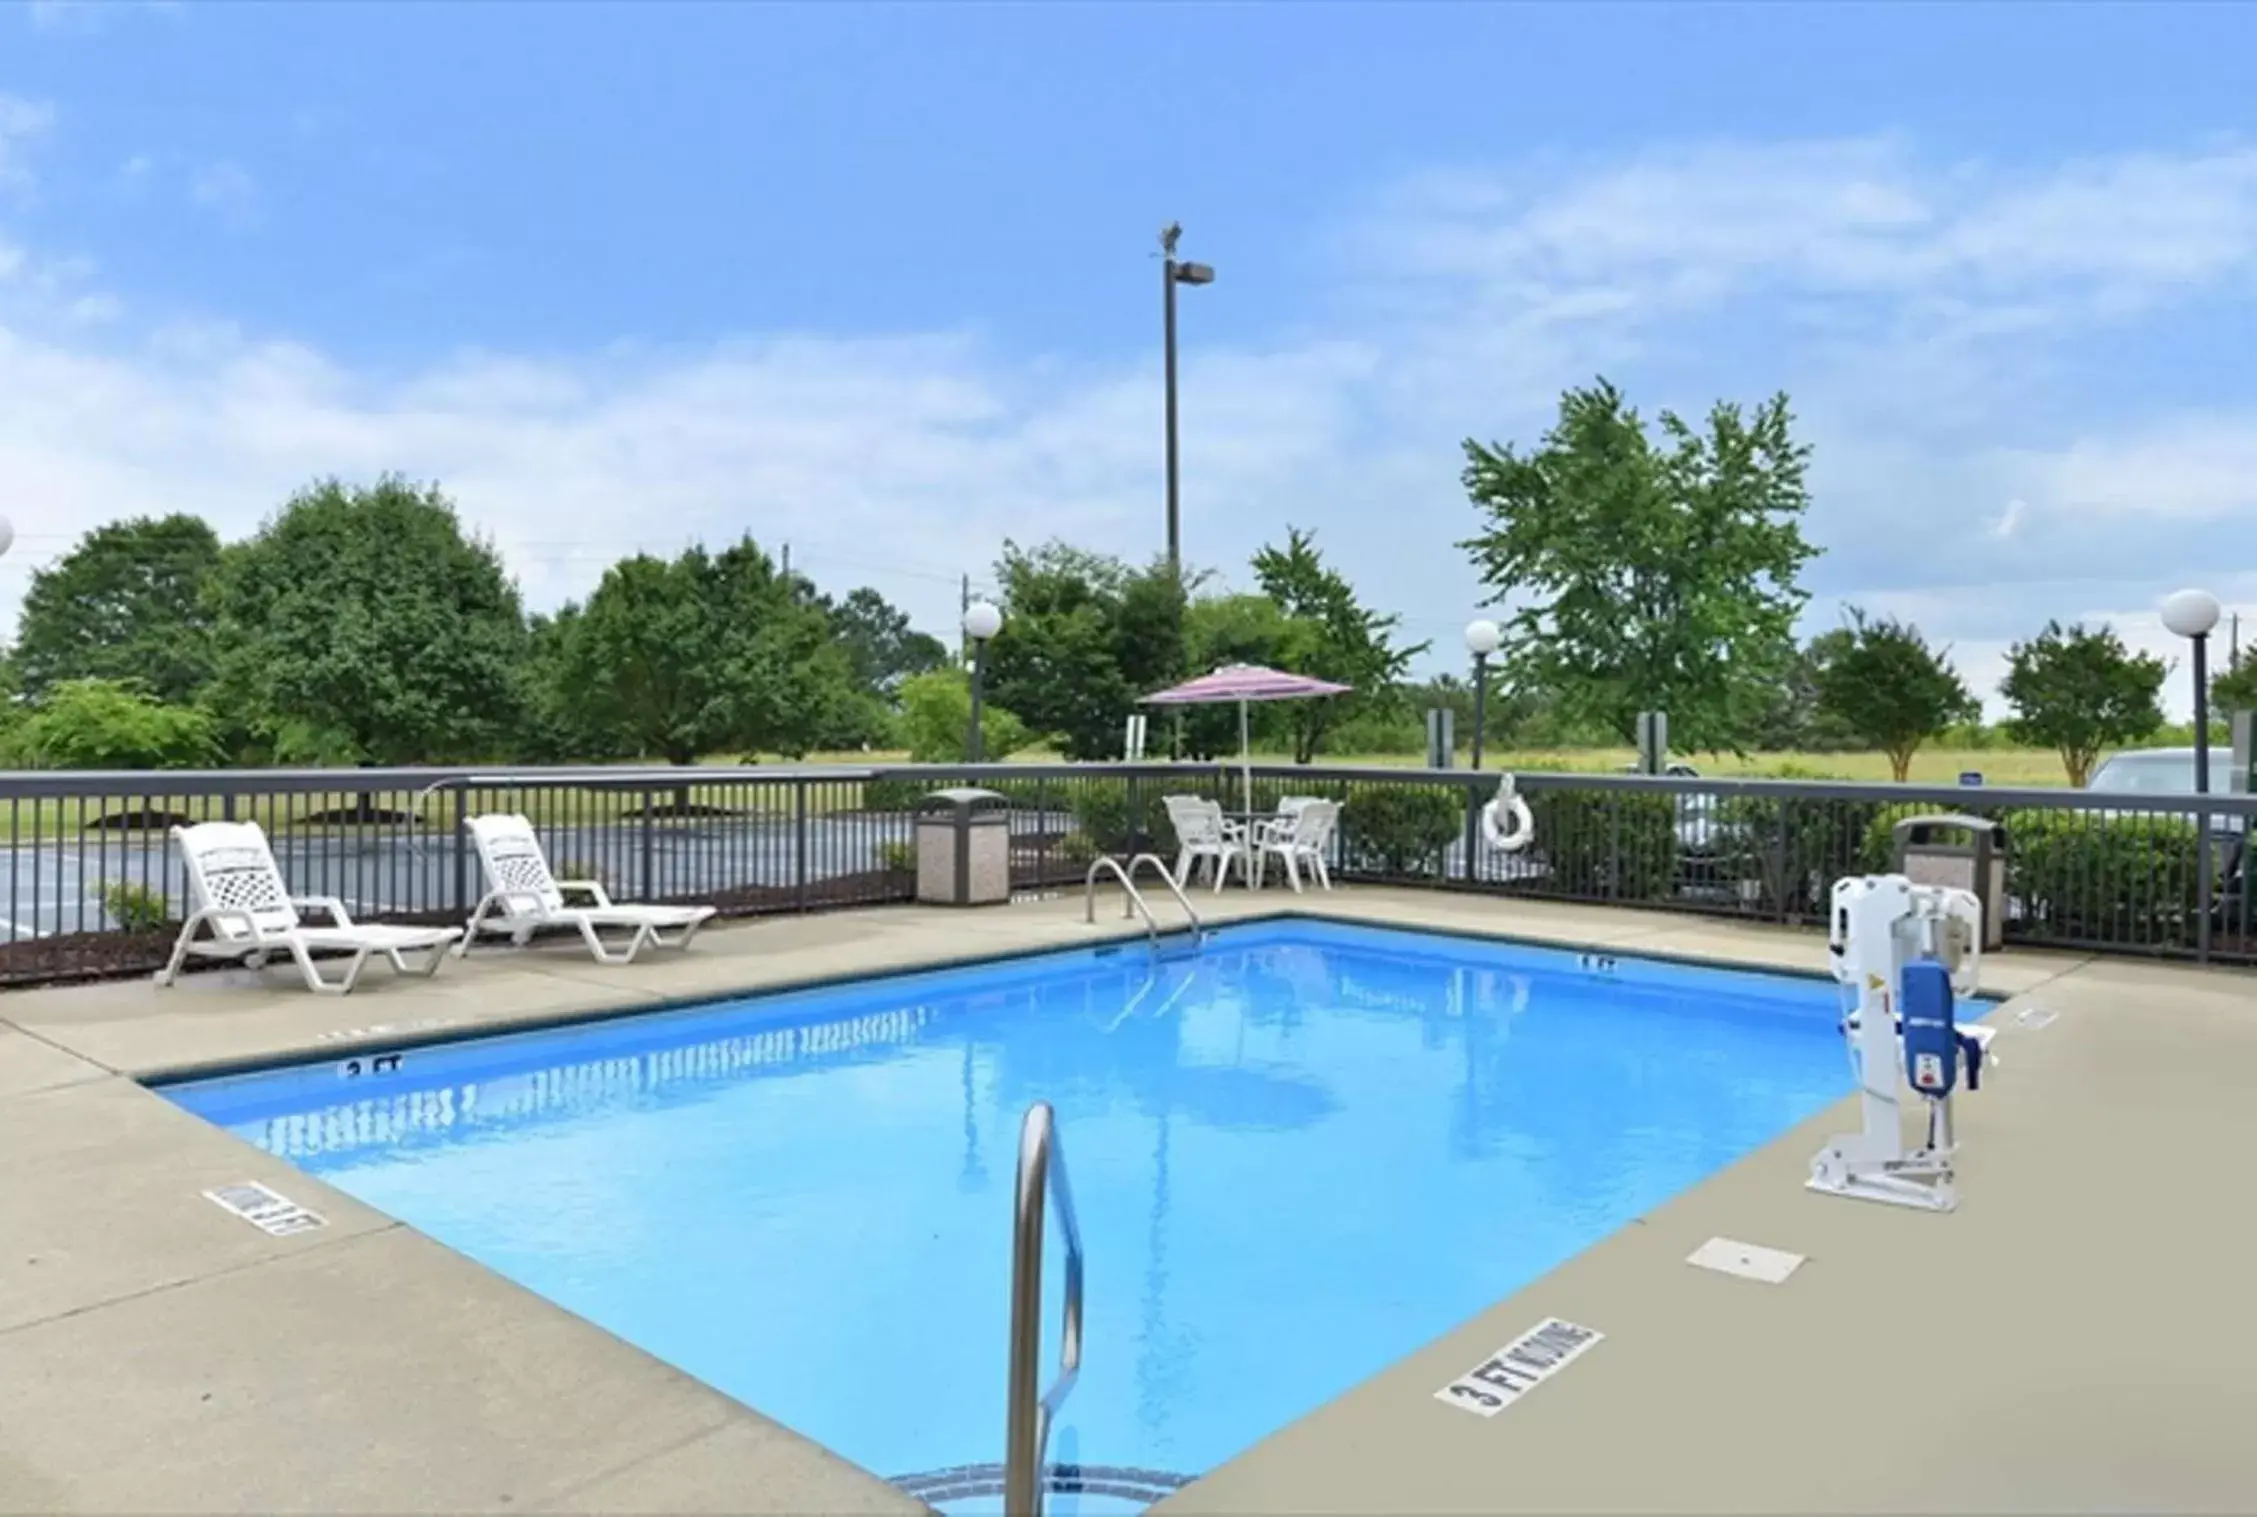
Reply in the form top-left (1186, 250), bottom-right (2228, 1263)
top-left (1158, 222), bottom-right (1214, 578)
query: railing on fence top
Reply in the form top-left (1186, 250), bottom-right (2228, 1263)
top-left (0, 760), bottom-right (2249, 983)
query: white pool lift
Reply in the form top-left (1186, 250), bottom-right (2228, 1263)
top-left (1809, 873), bottom-right (2000, 1213)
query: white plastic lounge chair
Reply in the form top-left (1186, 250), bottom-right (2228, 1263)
top-left (459, 813), bottom-right (715, 965)
top-left (158, 821), bottom-right (460, 995)
top-left (1252, 799), bottom-right (1339, 893)
top-left (1163, 795), bottom-right (1247, 892)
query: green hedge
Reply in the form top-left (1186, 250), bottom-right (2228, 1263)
top-left (1525, 788), bottom-right (1678, 901)
top-left (1340, 786), bottom-right (1461, 877)
top-left (2005, 809), bottom-right (2202, 946)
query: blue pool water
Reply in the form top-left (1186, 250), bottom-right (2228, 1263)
top-left (163, 920), bottom-right (1865, 1511)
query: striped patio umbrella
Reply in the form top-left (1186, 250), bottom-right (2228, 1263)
top-left (1141, 664), bottom-right (1353, 814)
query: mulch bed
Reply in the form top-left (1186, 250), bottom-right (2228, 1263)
top-left (0, 929), bottom-right (179, 989)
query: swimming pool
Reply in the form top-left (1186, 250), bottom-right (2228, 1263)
top-left (162, 918), bottom-right (1865, 1512)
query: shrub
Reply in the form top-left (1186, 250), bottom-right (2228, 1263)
top-left (896, 669), bottom-right (1031, 763)
top-left (859, 778), bottom-right (927, 813)
top-left (875, 840), bottom-right (917, 873)
top-left (1071, 784), bottom-right (1178, 859)
top-left (7, 679), bottom-right (221, 770)
top-left (1340, 786), bottom-right (1461, 878)
top-left (1714, 794), bottom-right (1888, 915)
top-left (1524, 788), bottom-right (1677, 901)
top-left (102, 881), bottom-right (173, 932)
top-left (2005, 809), bottom-right (2202, 946)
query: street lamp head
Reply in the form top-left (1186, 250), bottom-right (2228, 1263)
top-left (0, 516), bottom-right (13, 558)
top-left (962, 600), bottom-right (1003, 642)
top-left (2161, 588), bottom-right (2222, 640)
top-left (1464, 618), bottom-right (1501, 657)
top-left (1173, 261), bottom-right (1215, 286)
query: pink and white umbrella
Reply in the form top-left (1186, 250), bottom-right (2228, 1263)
top-left (1142, 664), bottom-right (1352, 812)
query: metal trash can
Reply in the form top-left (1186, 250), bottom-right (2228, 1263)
top-left (915, 788), bottom-right (1012, 907)
top-left (1892, 813), bottom-right (2008, 950)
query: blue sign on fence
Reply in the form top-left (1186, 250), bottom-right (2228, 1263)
top-left (1959, 771), bottom-right (1984, 786)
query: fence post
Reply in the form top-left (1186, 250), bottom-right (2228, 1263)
top-left (639, 790), bottom-right (657, 901)
top-left (795, 779), bottom-right (810, 912)
top-left (2197, 797), bottom-right (2213, 964)
top-left (1461, 776), bottom-right (1482, 886)
top-left (450, 779), bottom-right (471, 916)
top-left (1774, 801), bottom-right (1793, 925)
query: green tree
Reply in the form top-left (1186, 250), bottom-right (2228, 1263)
top-left (5, 679), bottom-right (220, 769)
top-left (1812, 609), bottom-right (1977, 780)
top-left (2214, 644), bottom-right (2257, 715)
top-left (2000, 620), bottom-right (2167, 787)
top-left (208, 478), bottom-right (528, 764)
top-left (824, 587), bottom-right (950, 695)
top-left (984, 543), bottom-right (1185, 760)
top-left (1460, 378), bottom-right (1818, 751)
top-left (897, 668), bottom-right (1031, 762)
top-left (10, 514), bottom-right (223, 705)
top-left (1179, 592), bottom-right (1307, 756)
top-left (1250, 527), bottom-right (1426, 762)
top-left (557, 537), bottom-right (851, 764)
top-left (1750, 627), bottom-right (1861, 752)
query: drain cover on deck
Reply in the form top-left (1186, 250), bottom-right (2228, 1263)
top-left (1687, 1236), bottom-right (1803, 1284)
top-left (204, 1181), bottom-right (327, 1237)
top-left (892, 1463), bottom-right (1191, 1513)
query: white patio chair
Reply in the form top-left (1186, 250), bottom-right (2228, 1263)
top-left (158, 821), bottom-right (460, 995)
top-left (1252, 799), bottom-right (1339, 893)
top-left (458, 813), bottom-right (715, 965)
top-left (1162, 794), bottom-right (1248, 893)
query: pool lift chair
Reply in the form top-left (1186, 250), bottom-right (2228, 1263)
top-left (1809, 873), bottom-right (2000, 1213)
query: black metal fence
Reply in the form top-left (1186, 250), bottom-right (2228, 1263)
top-left (1, 761), bottom-right (2251, 985)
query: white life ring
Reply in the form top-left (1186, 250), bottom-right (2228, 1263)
top-left (1480, 775), bottom-right (1536, 853)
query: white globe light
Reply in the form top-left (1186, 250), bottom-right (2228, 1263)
top-left (962, 600), bottom-right (1003, 642)
top-left (0, 516), bottom-right (13, 558)
top-left (2160, 588), bottom-right (2222, 639)
top-left (1464, 617), bottom-right (1501, 656)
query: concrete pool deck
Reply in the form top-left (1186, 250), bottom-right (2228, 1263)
top-left (2, 886), bottom-right (2252, 1513)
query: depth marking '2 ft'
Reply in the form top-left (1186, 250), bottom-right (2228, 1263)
top-left (1434, 1318), bottom-right (1603, 1417)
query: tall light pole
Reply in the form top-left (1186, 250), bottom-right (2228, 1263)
top-left (1160, 222), bottom-right (1214, 576)
top-left (2163, 588), bottom-right (2223, 792)
top-left (1464, 618), bottom-right (1501, 769)
top-left (2162, 587), bottom-right (2222, 961)
top-left (963, 600), bottom-right (1002, 763)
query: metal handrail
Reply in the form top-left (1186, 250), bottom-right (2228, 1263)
top-left (1004, 1101), bottom-right (1084, 1517)
top-left (1082, 853), bottom-right (1204, 949)
top-left (1125, 852), bottom-right (1203, 938)
top-left (1084, 856), bottom-right (1159, 949)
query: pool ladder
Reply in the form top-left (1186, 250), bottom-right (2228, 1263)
top-left (1005, 1101), bottom-right (1084, 1517)
top-left (1082, 854), bottom-right (1204, 954)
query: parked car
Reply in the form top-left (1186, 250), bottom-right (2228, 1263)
top-left (2086, 748), bottom-right (2246, 835)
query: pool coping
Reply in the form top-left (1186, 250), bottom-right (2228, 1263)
top-left (6, 887), bottom-right (2250, 1514)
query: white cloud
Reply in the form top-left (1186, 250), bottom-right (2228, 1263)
top-left (1997, 415), bottom-right (2257, 522)
top-left (0, 95), bottom-right (53, 192)
top-left (188, 161), bottom-right (256, 221)
top-left (6, 132), bottom-right (2257, 719)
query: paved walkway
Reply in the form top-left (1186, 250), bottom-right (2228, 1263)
top-left (2, 886), bottom-right (2253, 1512)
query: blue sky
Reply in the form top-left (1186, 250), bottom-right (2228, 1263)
top-left (4, 0), bottom-right (2255, 715)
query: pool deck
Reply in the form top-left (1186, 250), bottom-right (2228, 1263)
top-left (3, 886), bottom-right (2254, 1513)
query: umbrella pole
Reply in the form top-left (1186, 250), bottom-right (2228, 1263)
top-left (1240, 699), bottom-right (1252, 816)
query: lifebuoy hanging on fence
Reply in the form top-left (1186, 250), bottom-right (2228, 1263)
top-left (1481, 775), bottom-right (1536, 853)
